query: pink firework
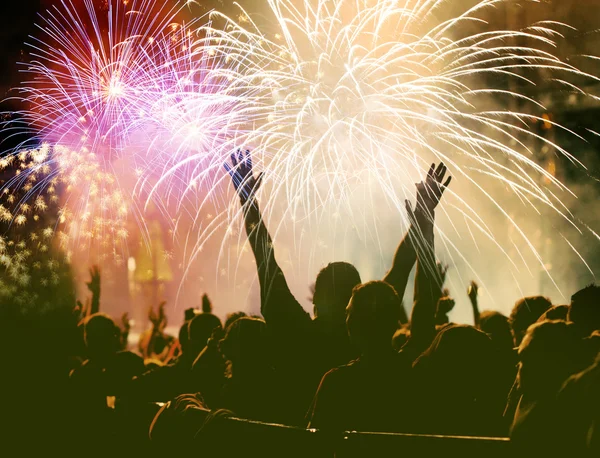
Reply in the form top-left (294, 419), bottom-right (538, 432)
top-left (2, 0), bottom-right (244, 261)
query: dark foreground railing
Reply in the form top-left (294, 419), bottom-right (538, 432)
top-left (144, 402), bottom-right (511, 458)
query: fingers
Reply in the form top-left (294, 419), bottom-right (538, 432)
top-left (230, 151), bottom-right (238, 168)
top-left (427, 163), bottom-right (435, 179)
top-left (256, 172), bottom-right (264, 190)
top-left (443, 175), bottom-right (452, 189)
top-left (435, 162), bottom-right (446, 182)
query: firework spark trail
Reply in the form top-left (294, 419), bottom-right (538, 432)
top-left (186, 0), bottom-right (600, 290)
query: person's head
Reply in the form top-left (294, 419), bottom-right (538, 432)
top-left (517, 320), bottom-right (587, 399)
top-left (569, 284), bottom-right (600, 336)
top-left (219, 317), bottom-right (269, 372)
top-left (510, 296), bottom-right (552, 347)
top-left (105, 350), bottom-right (145, 395)
top-left (184, 307), bottom-right (199, 322)
top-left (313, 262), bottom-right (361, 322)
top-left (224, 311), bottom-right (248, 331)
top-left (479, 311), bottom-right (513, 351)
top-left (83, 313), bottom-right (121, 360)
top-left (346, 281), bottom-right (400, 353)
top-left (188, 313), bottom-right (222, 358)
top-left (413, 325), bottom-right (495, 397)
top-left (538, 305), bottom-right (569, 323)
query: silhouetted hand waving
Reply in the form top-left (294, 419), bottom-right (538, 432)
top-left (405, 162), bottom-right (451, 228)
top-left (224, 149), bottom-right (263, 203)
top-left (416, 162), bottom-right (452, 216)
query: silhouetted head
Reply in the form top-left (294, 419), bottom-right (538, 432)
top-left (517, 320), bottom-right (587, 399)
top-left (346, 281), bottom-right (400, 353)
top-left (188, 313), bottom-right (222, 358)
top-left (569, 284), bottom-right (600, 336)
top-left (105, 350), bottom-right (145, 395)
top-left (313, 262), bottom-right (361, 322)
top-left (479, 311), bottom-right (513, 351)
top-left (510, 296), bottom-right (552, 347)
top-left (224, 311), bottom-right (248, 331)
top-left (83, 313), bottom-right (121, 360)
top-left (414, 324), bottom-right (495, 397)
top-left (537, 305), bottom-right (569, 323)
top-left (219, 317), bottom-right (269, 371)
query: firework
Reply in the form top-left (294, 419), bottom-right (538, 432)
top-left (0, 150), bottom-right (73, 311)
top-left (3, 0), bottom-right (247, 261)
top-left (193, 0), bottom-right (600, 290)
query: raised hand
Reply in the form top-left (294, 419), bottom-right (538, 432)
top-left (224, 148), bottom-right (263, 203)
top-left (437, 296), bottom-right (456, 315)
top-left (467, 281), bottom-right (479, 305)
top-left (86, 265), bottom-right (101, 314)
top-left (416, 162), bottom-right (451, 216)
top-left (86, 265), bottom-right (101, 296)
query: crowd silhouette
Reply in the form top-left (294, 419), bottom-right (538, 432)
top-left (2, 151), bottom-right (600, 457)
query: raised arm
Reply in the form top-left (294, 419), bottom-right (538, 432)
top-left (408, 163), bottom-right (451, 347)
top-left (383, 165), bottom-right (451, 324)
top-left (225, 149), bottom-right (309, 325)
top-left (86, 265), bottom-right (101, 314)
top-left (382, 201), bottom-right (417, 324)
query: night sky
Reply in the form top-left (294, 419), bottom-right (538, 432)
top-left (0, 1), bottom-right (43, 98)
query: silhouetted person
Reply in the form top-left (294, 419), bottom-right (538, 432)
top-left (70, 313), bottom-right (122, 409)
top-left (509, 296), bottom-right (552, 347)
top-left (68, 313), bottom-right (126, 443)
top-left (307, 281), bottom-right (412, 432)
top-left (478, 309), bottom-right (518, 412)
top-left (510, 321), bottom-right (595, 454)
top-left (412, 324), bottom-right (507, 436)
